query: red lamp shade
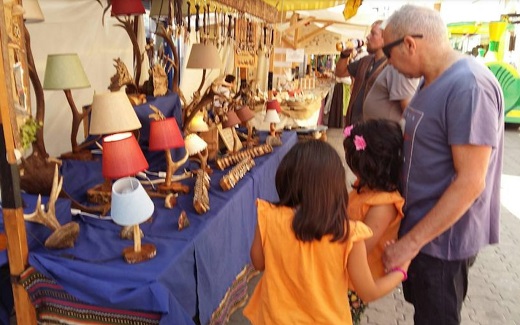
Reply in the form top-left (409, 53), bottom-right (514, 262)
top-left (266, 99), bottom-right (282, 113)
top-left (102, 132), bottom-right (149, 179)
top-left (222, 110), bottom-right (241, 128)
top-left (111, 0), bottom-right (145, 16)
top-left (149, 118), bottom-right (185, 151)
top-left (235, 106), bottom-right (255, 123)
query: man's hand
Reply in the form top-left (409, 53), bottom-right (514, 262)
top-left (383, 236), bottom-right (420, 271)
top-left (340, 48), bottom-right (354, 59)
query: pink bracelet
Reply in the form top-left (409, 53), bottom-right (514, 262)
top-left (391, 267), bottom-right (408, 281)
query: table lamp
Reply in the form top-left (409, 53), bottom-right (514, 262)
top-left (111, 177), bottom-right (156, 264)
top-left (264, 99), bottom-right (281, 137)
top-left (88, 91), bottom-right (142, 136)
top-left (111, 0), bottom-right (146, 87)
top-left (185, 133), bottom-right (210, 173)
top-left (235, 105), bottom-right (255, 146)
top-left (222, 110), bottom-right (242, 153)
top-left (184, 43), bottom-right (222, 129)
top-left (149, 117), bottom-right (189, 193)
top-left (43, 53), bottom-right (91, 160)
top-left (87, 132), bottom-right (148, 204)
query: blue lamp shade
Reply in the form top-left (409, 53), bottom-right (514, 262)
top-left (111, 177), bottom-right (154, 226)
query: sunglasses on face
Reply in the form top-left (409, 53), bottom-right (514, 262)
top-left (383, 34), bottom-right (423, 59)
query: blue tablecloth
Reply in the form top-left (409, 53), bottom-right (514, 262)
top-left (1, 131), bottom-right (297, 325)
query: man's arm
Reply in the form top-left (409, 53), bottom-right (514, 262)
top-left (383, 144), bottom-right (491, 269)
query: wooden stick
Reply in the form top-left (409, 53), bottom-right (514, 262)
top-left (133, 225), bottom-right (141, 253)
top-left (0, 2), bottom-right (37, 321)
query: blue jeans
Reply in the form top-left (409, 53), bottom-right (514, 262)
top-left (403, 252), bottom-right (477, 325)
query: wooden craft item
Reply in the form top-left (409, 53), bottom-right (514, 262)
top-left (220, 156), bottom-right (255, 191)
top-left (165, 193), bottom-right (177, 209)
top-left (198, 126), bottom-right (219, 161)
top-left (215, 143), bottom-right (272, 170)
top-left (108, 58), bottom-right (135, 92)
top-left (178, 210), bottom-right (190, 230)
top-left (193, 169), bottom-right (210, 214)
top-left (217, 124), bottom-right (243, 153)
top-left (152, 63), bottom-right (168, 97)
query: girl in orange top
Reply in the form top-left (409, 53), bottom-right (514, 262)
top-left (243, 140), bottom-right (409, 325)
top-left (343, 119), bottom-right (405, 324)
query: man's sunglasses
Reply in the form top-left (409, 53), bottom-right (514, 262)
top-left (382, 34), bottom-right (423, 59)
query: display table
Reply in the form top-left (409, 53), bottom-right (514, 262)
top-left (1, 132), bottom-right (297, 325)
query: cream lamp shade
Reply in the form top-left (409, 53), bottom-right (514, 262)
top-left (264, 109), bottom-right (280, 123)
top-left (111, 177), bottom-right (154, 226)
top-left (188, 112), bottom-right (209, 132)
top-left (43, 54), bottom-right (90, 90)
top-left (150, 0), bottom-right (170, 18)
top-left (89, 91), bottom-right (142, 135)
top-left (186, 43), bottom-right (222, 70)
top-left (184, 133), bottom-right (208, 156)
top-left (23, 0), bottom-right (44, 23)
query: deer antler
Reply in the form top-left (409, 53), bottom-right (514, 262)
top-left (24, 165), bottom-right (62, 231)
top-left (24, 165), bottom-right (80, 249)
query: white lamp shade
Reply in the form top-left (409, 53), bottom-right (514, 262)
top-left (43, 53), bottom-right (90, 90)
top-left (264, 109), bottom-right (280, 123)
top-left (186, 43), bottom-right (222, 70)
top-left (111, 177), bottom-right (154, 226)
top-left (89, 91), bottom-right (142, 135)
top-left (184, 133), bottom-right (207, 155)
top-left (23, 0), bottom-right (44, 23)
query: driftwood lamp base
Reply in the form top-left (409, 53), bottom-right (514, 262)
top-left (123, 243), bottom-right (157, 264)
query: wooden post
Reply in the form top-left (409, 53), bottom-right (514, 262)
top-left (0, 2), bottom-right (37, 324)
top-left (267, 29), bottom-right (276, 100)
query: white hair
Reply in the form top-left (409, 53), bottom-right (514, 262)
top-left (385, 5), bottom-right (448, 44)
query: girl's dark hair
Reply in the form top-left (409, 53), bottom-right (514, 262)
top-left (275, 140), bottom-right (349, 242)
top-left (343, 119), bottom-right (403, 193)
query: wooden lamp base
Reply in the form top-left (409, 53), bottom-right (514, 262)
top-left (122, 225), bottom-right (156, 264)
top-left (123, 243), bottom-right (157, 264)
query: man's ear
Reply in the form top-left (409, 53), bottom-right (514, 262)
top-left (404, 36), bottom-right (418, 55)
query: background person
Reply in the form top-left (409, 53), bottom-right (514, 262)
top-left (382, 5), bottom-right (504, 325)
top-left (335, 20), bottom-right (417, 125)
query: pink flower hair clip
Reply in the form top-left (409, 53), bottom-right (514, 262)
top-left (343, 125), bottom-right (354, 138)
top-left (354, 135), bottom-right (367, 151)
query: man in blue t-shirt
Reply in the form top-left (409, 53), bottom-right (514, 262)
top-left (382, 5), bottom-right (504, 325)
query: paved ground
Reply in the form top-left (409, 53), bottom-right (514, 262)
top-left (229, 124), bottom-right (520, 325)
